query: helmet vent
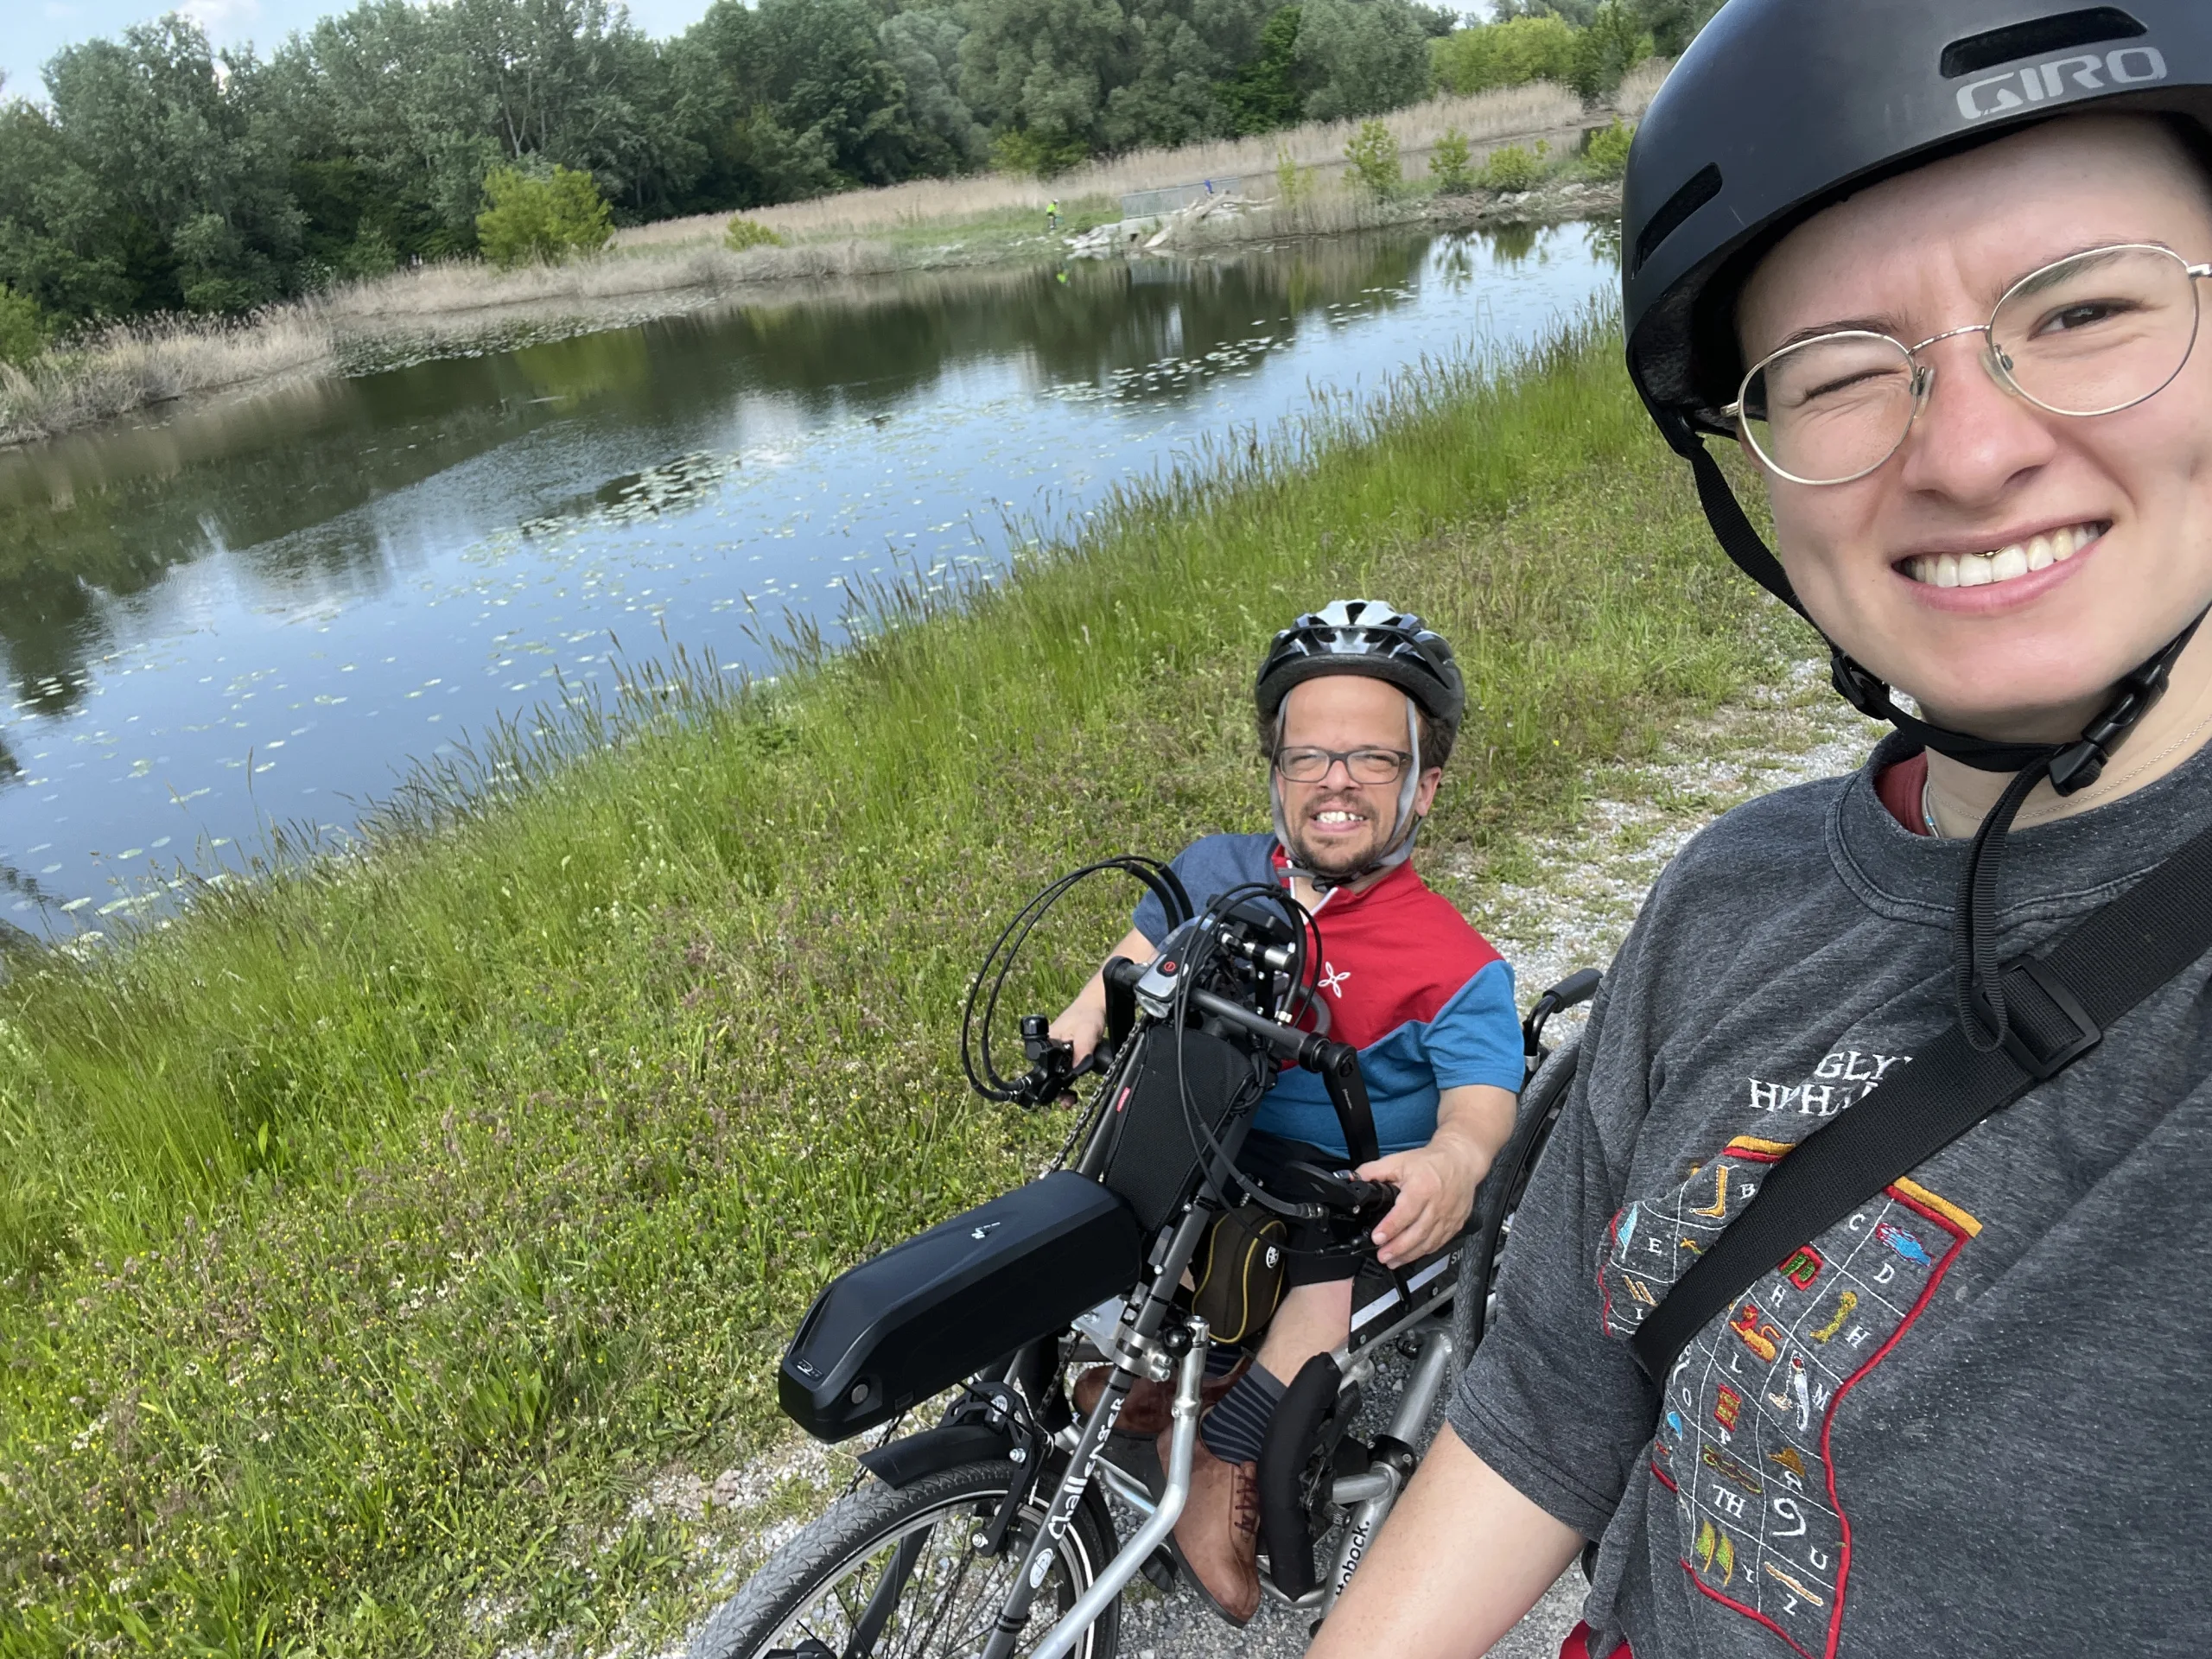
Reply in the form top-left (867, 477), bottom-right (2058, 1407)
top-left (1939, 7), bottom-right (2145, 79)
top-left (1632, 162), bottom-right (1722, 276)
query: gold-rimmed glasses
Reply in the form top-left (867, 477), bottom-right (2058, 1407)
top-left (1726, 242), bottom-right (2212, 486)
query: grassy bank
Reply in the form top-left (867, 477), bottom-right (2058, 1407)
top-left (0, 314), bottom-right (1784, 1656)
top-left (0, 74), bottom-right (1664, 448)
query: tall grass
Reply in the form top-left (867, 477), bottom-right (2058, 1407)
top-left (0, 314), bottom-right (1788, 1656)
top-left (0, 307), bottom-right (336, 446)
top-left (1614, 55), bottom-right (1672, 118)
top-left (623, 82), bottom-right (1590, 250)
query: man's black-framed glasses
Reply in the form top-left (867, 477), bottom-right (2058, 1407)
top-left (1274, 746), bottom-right (1411, 785)
top-left (1727, 242), bottom-right (2212, 486)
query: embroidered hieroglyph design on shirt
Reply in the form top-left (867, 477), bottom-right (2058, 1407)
top-left (1599, 1126), bottom-right (1981, 1659)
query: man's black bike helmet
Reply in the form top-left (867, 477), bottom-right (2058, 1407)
top-left (1622, 0), bottom-right (2212, 1052)
top-left (1255, 599), bottom-right (1466, 740)
top-left (1255, 600), bottom-right (1466, 888)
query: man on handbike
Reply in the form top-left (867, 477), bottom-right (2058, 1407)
top-left (1049, 600), bottom-right (1523, 1624)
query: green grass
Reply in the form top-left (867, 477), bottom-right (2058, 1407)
top-left (0, 314), bottom-right (1788, 1656)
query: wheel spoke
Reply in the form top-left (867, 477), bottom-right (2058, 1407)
top-left (843, 1529), bottom-right (932, 1659)
top-left (741, 1478), bottom-right (1104, 1659)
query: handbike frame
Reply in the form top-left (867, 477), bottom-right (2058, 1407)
top-left (786, 900), bottom-right (1598, 1659)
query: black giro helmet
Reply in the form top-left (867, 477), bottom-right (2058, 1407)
top-left (1620, 3), bottom-right (2212, 1058)
top-left (1255, 600), bottom-right (1466, 741)
top-left (1626, 0), bottom-right (2212, 442)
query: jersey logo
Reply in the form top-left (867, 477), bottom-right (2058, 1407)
top-left (1318, 960), bottom-right (1351, 997)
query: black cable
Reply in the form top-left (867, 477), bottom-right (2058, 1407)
top-left (961, 855), bottom-right (1191, 1103)
top-left (1167, 880), bottom-right (1336, 1224)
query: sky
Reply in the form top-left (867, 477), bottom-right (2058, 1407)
top-left (4, 0), bottom-right (718, 96)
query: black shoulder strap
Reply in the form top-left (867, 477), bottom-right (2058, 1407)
top-left (1629, 816), bottom-right (2212, 1382)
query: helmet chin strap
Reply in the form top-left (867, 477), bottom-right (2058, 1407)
top-left (1668, 416), bottom-right (2210, 1050)
top-left (1274, 698), bottom-right (1427, 893)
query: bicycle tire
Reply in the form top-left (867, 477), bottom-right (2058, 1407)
top-left (689, 1459), bottom-right (1120, 1659)
top-left (1453, 1036), bottom-right (1580, 1364)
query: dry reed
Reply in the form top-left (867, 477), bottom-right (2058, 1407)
top-left (1614, 57), bottom-right (1672, 118)
top-left (620, 81), bottom-right (1591, 248)
top-left (320, 238), bottom-right (913, 327)
top-left (0, 306), bottom-right (335, 446)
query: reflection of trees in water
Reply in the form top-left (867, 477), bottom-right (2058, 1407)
top-left (1486, 221), bottom-right (1541, 264)
top-left (1581, 219), bottom-right (1623, 270)
top-left (0, 224), bottom-right (1549, 707)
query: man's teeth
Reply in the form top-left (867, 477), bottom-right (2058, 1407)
top-left (1905, 524), bottom-right (2098, 588)
top-left (1315, 810), bottom-right (1363, 824)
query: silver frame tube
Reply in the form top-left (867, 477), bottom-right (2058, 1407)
top-left (1319, 1326), bottom-right (1455, 1614)
top-left (1027, 1335), bottom-right (1207, 1659)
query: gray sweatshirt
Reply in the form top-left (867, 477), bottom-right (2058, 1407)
top-left (1450, 733), bottom-right (2212, 1657)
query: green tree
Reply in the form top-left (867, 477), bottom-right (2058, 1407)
top-left (1427, 126), bottom-right (1473, 194)
top-left (959, 0), bottom-right (1137, 163)
top-left (0, 283), bottom-right (48, 364)
top-left (1633, 0), bottom-right (1723, 54)
top-left (880, 9), bottom-right (988, 172)
top-left (1580, 116), bottom-right (1632, 178)
top-left (1479, 138), bottom-right (1546, 191)
top-left (753, 0), bottom-right (929, 186)
top-left (1569, 0), bottom-right (1653, 99)
top-left (1430, 16), bottom-right (1579, 95)
top-left (958, 0), bottom-right (1279, 165)
top-left (1344, 118), bottom-right (1402, 196)
top-left (3, 18), bottom-right (304, 318)
top-left (724, 214), bottom-right (791, 248)
top-left (1217, 7), bottom-right (1313, 135)
top-left (1295, 0), bottom-right (1432, 122)
top-left (474, 163), bottom-right (613, 266)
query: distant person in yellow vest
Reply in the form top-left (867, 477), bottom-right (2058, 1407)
top-left (1046, 199), bottom-right (1061, 232)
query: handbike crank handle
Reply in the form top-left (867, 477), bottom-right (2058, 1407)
top-left (1024, 1332), bottom-right (1210, 1659)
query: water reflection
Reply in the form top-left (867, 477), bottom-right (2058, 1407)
top-left (0, 225), bottom-right (1618, 930)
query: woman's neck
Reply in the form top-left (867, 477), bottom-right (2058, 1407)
top-left (1923, 626), bottom-right (2212, 836)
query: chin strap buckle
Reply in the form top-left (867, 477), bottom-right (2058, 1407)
top-left (1829, 648), bottom-right (1896, 720)
top-left (2050, 624), bottom-right (2199, 794)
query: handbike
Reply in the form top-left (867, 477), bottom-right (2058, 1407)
top-left (688, 859), bottom-right (1597, 1659)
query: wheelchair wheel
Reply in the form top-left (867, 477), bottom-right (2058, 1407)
top-left (689, 1459), bottom-right (1119, 1659)
top-left (1453, 1036), bottom-right (1580, 1364)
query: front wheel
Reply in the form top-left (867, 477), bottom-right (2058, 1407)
top-left (690, 1459), bottom-right (1121, 1659)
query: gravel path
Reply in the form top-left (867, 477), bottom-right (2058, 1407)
top-left (620, 660), bottom-right (1878, 1659)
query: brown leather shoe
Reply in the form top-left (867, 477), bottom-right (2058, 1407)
top-left (1161, 1427), bottom-right (1261, 1625)
top-left (1071, 1355), bottom-right (1250, 1436)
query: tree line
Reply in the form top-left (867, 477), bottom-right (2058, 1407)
top-left (0, 0), bottom-right (1707, 344)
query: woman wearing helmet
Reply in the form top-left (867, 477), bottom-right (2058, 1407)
top-left (1313, 3), bottom-right (2212, 1656)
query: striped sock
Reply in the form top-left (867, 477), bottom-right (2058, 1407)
top-left (1199, 1363), bottom-right (1285, 1466)
top-left (1203, 1345), bottom-right (1244, 1380)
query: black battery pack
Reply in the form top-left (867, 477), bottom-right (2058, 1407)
top-left (779, 1170), bottom-right (1144, 1441)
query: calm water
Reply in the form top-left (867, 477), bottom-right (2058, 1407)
top-left (0, 225), bottom-right (1616, 937)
